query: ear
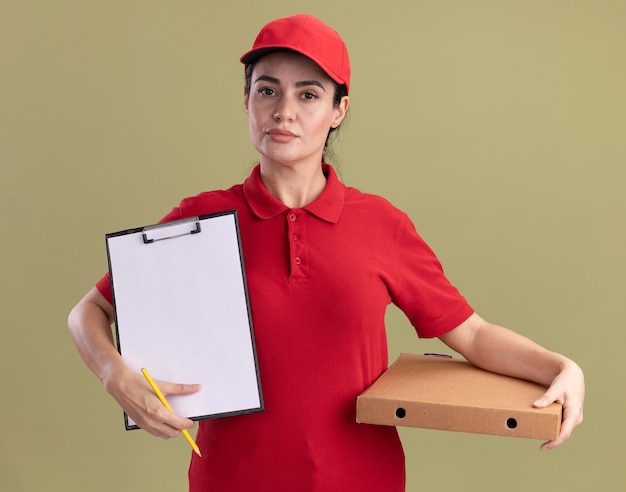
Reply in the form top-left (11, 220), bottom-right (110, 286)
top-left (244, 89), bottom-right (249, 113)
top-left (331, 95), bottom-right (350, 129)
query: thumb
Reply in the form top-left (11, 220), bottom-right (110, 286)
top-left (533, 389), bottom-right (560, 409)
top-left (159, 381), bottom-right (202, 397)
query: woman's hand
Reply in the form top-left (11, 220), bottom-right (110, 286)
top-left (104, 363), bottom-right (201, 438)
top-left (532, 358), bottom-right (585, 450)
top-left (69, 288), bottom-right (201, 438)
top-left (440, 313), bottom-right (585, 450)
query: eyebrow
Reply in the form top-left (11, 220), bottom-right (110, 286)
top-left (254, 75), bottom-right (327, 91)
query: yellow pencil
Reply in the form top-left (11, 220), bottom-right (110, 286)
top-left (141, 367), bottom-right (202, 457)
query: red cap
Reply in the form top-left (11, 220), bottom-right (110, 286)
top-left (240, 14), bottom-right (351, 93)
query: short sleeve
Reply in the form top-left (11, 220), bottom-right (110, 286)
top-left (390, 216), bottom-right (474, 338)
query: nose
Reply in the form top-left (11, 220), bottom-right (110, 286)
top-left (273, 96), bottom-right (296, 122)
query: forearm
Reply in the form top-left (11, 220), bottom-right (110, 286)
top-left (67, 288), bottom-right (129, 390)
top-left (440, 313), bottom-right (572, 386)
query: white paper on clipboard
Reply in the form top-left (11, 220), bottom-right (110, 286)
top-left (105, 210), bottom-right (263, 430)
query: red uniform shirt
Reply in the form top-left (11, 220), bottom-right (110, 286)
top-left (96, 164), bottom-right (474, 491)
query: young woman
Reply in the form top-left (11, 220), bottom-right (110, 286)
top-left (68, 14), bottom-right (584, 492)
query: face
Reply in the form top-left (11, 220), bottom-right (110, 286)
top-left (244, 51), bottom-right (349, 170)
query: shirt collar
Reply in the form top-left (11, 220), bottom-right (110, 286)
top-left (243, 164), bottom-right (345, 224)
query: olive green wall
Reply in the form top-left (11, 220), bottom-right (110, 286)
top-left (2, 1), bottom-right (623, 490)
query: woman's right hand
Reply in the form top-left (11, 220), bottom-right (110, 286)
top-left (68, 287), bottom-right (201, 439)
top-left (103, 362), bottom-right (201, 438)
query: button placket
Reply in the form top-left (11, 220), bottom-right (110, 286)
top-left (287, 211), bottom-right (308, 279)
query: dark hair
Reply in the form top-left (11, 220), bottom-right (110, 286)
top-left (244, 59), bottom-right (349, 164)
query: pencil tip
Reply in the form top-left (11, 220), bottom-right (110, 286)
top-left (195, 450), bottom-right (202, 457)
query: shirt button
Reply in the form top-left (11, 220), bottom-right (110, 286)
top-left (292, 235), bottom-right (298, 241)
top-left (289, 213), bottom-right (297, 222)
top-left (294, 256), bottom-right (302, 265)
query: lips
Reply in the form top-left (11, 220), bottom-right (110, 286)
top-left (267, 128), bottom-right (297, 142)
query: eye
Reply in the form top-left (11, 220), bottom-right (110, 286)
top-left (301, 91), bottom-right (319, 101)
top-left (258, 87), bottom-right (277, 97)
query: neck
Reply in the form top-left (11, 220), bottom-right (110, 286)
top-left (259, 162), bottom-right (327, 208)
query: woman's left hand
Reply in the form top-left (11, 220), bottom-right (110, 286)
top-left (440, 313), bottom-right (585, 451)
top-left (532, 358), bottom-right (585, 450)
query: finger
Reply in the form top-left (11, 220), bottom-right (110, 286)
top-left (540, 426), bottom-right (570, 451)
top-left (539, 400), bottom-right (583, 450)
top-left (532, 389), bottom-right (562, 409)
top-left (142, 399), bottom-right (196, 436)
top-left (158, 381), bottom-right (202, 397)
top-left (532, 390), bottom-right (565, 450)
top-left (132, 406), bottom-right (182, 439)
top-left (143, 419), bottom-right (186, 439)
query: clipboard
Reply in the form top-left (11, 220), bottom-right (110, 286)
top-left (357, 353), bottom-right (562, 440)
top-left (105, 210), bottom-right (263, 430)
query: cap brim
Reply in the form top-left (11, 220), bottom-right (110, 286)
top-left (239, 47), bottom-right (347, 89)
top-left (240, 46), bottom-right (294, 66)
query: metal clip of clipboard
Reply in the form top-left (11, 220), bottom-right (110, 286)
top-left (142, 216), bottom-right (201, 244)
